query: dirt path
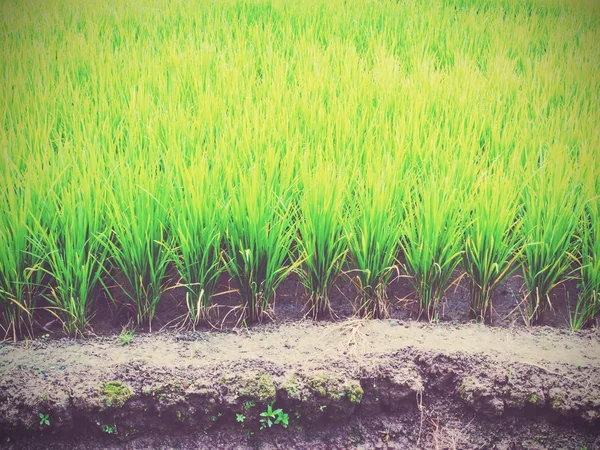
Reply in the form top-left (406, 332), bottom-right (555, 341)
top-left (1, 320), bottom-right (599, 449)
top-left (3, 320), bottom-right (599, 371)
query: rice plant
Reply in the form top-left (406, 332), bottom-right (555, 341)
top-left (401, 173), bottom-right (465, 322)
top-left (347, 160), bottom-right (403, 319)
top-left (223, 162), bottom-right (297, 324)
top-left (0, 169), bottom-right (39, 340)
top-left (169, 155), bottom-right (224, 329)
top-left (570, 168), bottom-right (600, 329)
top-left (28, 166), bottom-right (109, 337)
top-left (103, 162), bottom-right (172, 331)
top-left (521, 149), bottom-right (582, 325)
top-left (295, 163), bottom-right (347, 318)
top-left (463, 167), bottom-right (524, 323)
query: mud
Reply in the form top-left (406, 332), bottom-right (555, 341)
top-left (24, 270), bottom-right (584, 343)
top-left (1, 319), bottom-right (599, 449)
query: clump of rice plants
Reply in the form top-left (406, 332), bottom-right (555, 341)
top-left (346, 160), bottom-right (402, 319)
top-left (28, 165), bottom-right (109, 337)
top-left (401, 173), bottom-right (465, 322)
top-left (103, 162), bottom-right (172, 331)
top-left (521, 149), bottom-right (582, 325)
top-left (0, 168), bottom-right (41, 341)
top-left (295, 163), bottom-right (347, 318)
top-left (223, 161), bottom-right (297, 324)
top-left (570, 169), bottom-right (600, 329)
top-left (169, 155), bottom-right (224, 329)
top-left (463, 167), bottom-right (523, 323)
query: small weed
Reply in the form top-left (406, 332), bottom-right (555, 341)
top-left (319, 405), bottom-right (326, 412)
top-left (243, 400), bottom-right (255, 411)
top-left (259, 404), bottom-right (288, 430)
top-left (102, 424), bottom-right (117, 435)
top-left (236, 413), bottom-right (245, 423)
top-left (120, 326), bottom-right (135, 345)
top-left (39, 413), bottom-right (50, 426)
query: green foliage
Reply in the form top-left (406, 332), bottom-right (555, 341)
top-left (347, 160), bottom-right (403, 319)
top-left (463, 165), bottom-right (524, 322)
top-left (570, 168), bottom-right (600, 329)
top-left (223, 162), bottom-right (297, 323)
top-left (102, 163), bottom-right (172, 330)
top-left (119, 326), bottom-right (134, 345)
top-left (39, 413), bottom-right (49, 426)
top-left (296, 163), bottom-right (347, 318)
top-left (259, 404), bottom-right (289, 430)
top-left (1, 0), bottom-right (598, 335)
top-left (169, 154), bottom-right (224, 328)
top-left (401, 172), bottom-right (465, 322)
top-left (102, 424), bottom-right (117, 434)
top-left (0, 166), bottom-right (43, 341)
top-left (101, 381), bottom-right (132, 408)
top-left (28, 164), bottom-right (109, 337)
top-left (521, 149), bottom-right (583, 324)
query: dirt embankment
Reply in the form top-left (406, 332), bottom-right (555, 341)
top-left (1, 320), bottom-right (599, 449)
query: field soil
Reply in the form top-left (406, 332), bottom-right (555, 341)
top-left (1, 319), bottom-right (599, 449)
top-left (28, 271), bottom-right (581, 343)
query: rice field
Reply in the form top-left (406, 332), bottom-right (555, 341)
top-left (1, 0), bottom-right (599, 339)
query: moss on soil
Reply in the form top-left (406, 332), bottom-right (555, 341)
top-left (345, 381), bottom-right (363, 404)
top-left (227, 373), bottom-right (277, 403)
top-left (100, 381), bottom-right (132, 408)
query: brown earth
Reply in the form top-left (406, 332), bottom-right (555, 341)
top-left (1, 318), bottom-right (599, 449)
top-left (25, 269), bottom-right (584, 343)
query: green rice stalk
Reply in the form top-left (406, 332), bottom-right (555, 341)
top-left (521, 149), bottom-right (582, 325)
top-left (570, 168), bottom-right (600, 329)
top-left (401, 173), bottom-right (464, 322)
top-left (223, 162), bottom-right (297, 324)
top-left (463, 167), bottom-right (524, 323)
top-left (0, 167), bottom-right (40, 340)
top-left (170, 155), bottom-right (224, 329)
top-left (347, 160), bottom-right (402, 319)
top-left (103, 162), bottom-right (172, 331)
top-left (295, 163), bottom-right (347, 318)
top-left (28, 166), bottom-right (109, 337)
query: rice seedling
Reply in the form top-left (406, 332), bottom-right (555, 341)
top-left (463, 166), bottom-right (524, 323)
top-left (295, 163), bottom-right (347, 318)
top-left (346, 160), bottom-right (403, 319)
top-left (570, 167), bottom-right (600, 329)
top-left (521, 148), bottom-right (583, 325)
top-left (102, 162), bottom-right (172, 331)
top-left (400, 172), bottom-right (465, 322)
top-left (223, 161), bottom-right (297, 324)
top-left (169, 155), bottom-right (224, 329)
top-left (28, 165), bottom-right (110, 337)
top-left (0, 168), bottom-right (40, 340)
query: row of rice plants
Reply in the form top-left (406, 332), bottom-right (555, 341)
top-left (0, 152), bottom-right (595, 337)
